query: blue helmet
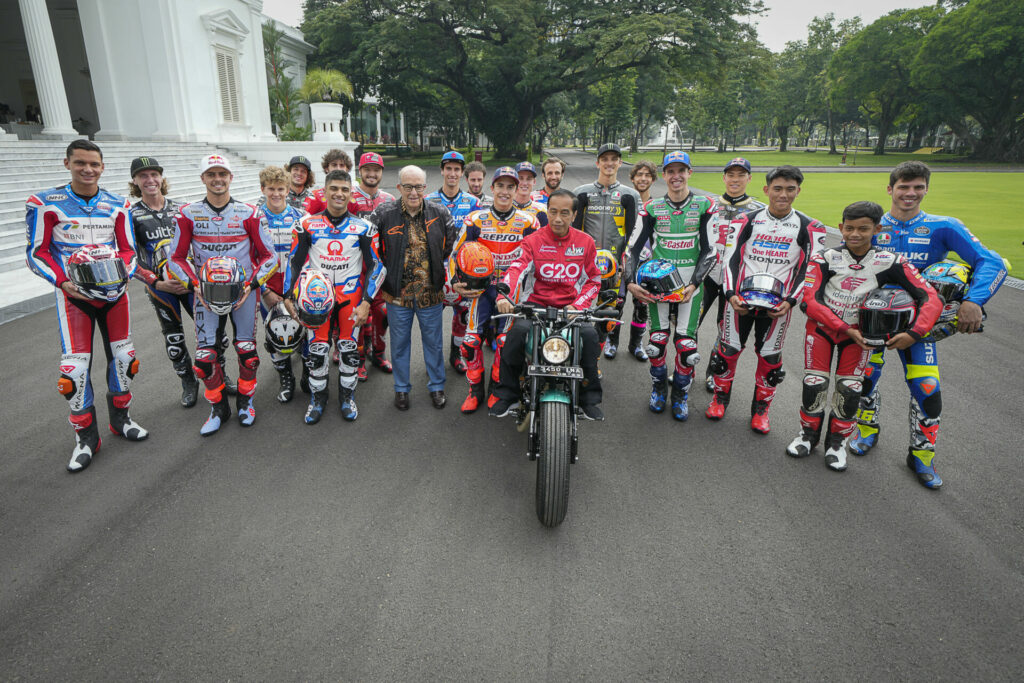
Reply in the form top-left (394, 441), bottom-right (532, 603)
top-left (738, 273), bottom-right (785, 314)
top-left (440, 150), bottom-right (465, 168)
top-left (636, 258), bottom-right (687, 302)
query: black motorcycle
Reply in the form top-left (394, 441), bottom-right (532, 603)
top-left (494, 291), bottom-right (618, 527)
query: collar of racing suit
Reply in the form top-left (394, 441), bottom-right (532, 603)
top-left (203, 197), bottom-right (233, 213)
top-left (664, 192), bottom-right (693, 210)
top-left (323, 210), bottom-right (348, 228)
top-left (721, 193), bottom-right (749, 205)
top-left (491, 206), bottom-right (516, 222)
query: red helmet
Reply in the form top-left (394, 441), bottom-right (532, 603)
top-left (455, 241), bottom-right (495, 289)
top-left (198, 256), bottom-right (245, 315)
top-left (66, 244), bottom-right (128, 301)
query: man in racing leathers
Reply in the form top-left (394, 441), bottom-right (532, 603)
top-left (490, 189), bottom-right (604, 421)
top-left (169, 154), bottom-right (277, 435)
top-left (701, 157), bottom-right (766, 391)
top-left (425, 151), bottom-right (482, 374)
top-left (348, 152), bottom-right (395, 381)
top-left (849, 161), bottom-right (1006, 489)
top-left (256, 165), bottom-right (305, 403)
top-left (626, 151), bottom-right (717, 422)
top-left (129, 155), bottom-right (232, 408)
top-left (449, 166), bottom-right (540, 413)
top-left (284, 170), bottom-right (384, 424)
top-left (705, 165), bottom-right (826, 434)
top-left (572, 143), bottom-right (641, 360)
top-left (794, 201), bottom-right (941, 472)
top-left (531, 156), bottom-right (565, 205)
top-left (624, 159), bottom-right (660, 362)
top-left (26, 139), bottom-right (148, 472)
top-left (465, 161), bottom-right (492, 207)
top-left (512, 161), bottom-right (548, 227)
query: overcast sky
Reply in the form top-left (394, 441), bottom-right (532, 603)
top-left (261, 0), bottom-right (936, 53)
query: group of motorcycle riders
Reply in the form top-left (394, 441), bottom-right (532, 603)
top-left (26, 139), bottom-right (1007, 489)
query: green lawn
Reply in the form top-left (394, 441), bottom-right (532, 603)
top-left (622, 149), bottom-right (1016, 169)
top-left (737, 172), bottom-right (1022, 272)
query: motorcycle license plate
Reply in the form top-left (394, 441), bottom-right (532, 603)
top-left (528, 364), bottom-right (583, 379)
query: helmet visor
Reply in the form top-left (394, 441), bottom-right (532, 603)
top-left (201, 281), bottom-right (243, 314)
top-left (859, 309), bottom-right (914, 340)
top-left (70, 258), bottom-right (127, 287)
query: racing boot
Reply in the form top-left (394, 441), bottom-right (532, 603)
top-left (222, 371), bottom-right (238, 396)
top-left (705, 370), bottom-right (715, 394)
top-left (304, 390), bottom-right (328, 425)
top-left (849, 422), bottom-right (880, 456)
top-left (236, 393), bottom-right (256, 427)
top-left (649, 366), bottom-right (668, 413)
top-left (786, 427), bottom-right (820, 459)
top-left (670, 374), bottom-right (691, 421)
top-left (450, 340), bottom-right (467, 374)
top-left (339, 386), bottom-right (358, 422)
top-left (180, 371), bottom-right (200, 409)
top-left (907, 449), bottom-right (943, 489)
top-left (823, 432), bottom-right (848, 471)
top-left (107, 394), bottom-right (149, 441)
top-left (705, 388), bottom-right (730, 420)
top-left (217, 337), bottom-right (237, 396)
top-left (461, 382), bottom-right (486, 414)
top-left (371, 351), bottom-right (393, 373)
top-left (68, 409), bottom-right (100, 473)
top-left (356, 358), bottom-right (368, 382)
top-left (750, 385), bottom-right (775, 435)
top-left (299, 363), bottom-right (311, 395)
top-left (200, 396), bottom-right (231, 436)
top-left (627, 323), bottom-right (648, 361)
top-left (275, 362), bottom-right (295, 404)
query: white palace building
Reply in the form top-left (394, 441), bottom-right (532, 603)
top-left (0, 0), bottom-right (359, 321)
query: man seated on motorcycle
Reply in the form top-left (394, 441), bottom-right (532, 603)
top-left (490, 189), bottom-right (604, 420)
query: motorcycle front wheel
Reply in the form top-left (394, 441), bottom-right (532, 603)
top-left (536, 400), bottom-right (571, 527)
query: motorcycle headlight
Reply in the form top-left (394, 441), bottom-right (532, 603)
top-left (542, 336), bottom-right (571, 364)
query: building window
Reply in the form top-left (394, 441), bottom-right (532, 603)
top-left (215, 48), bottom-right (241, 123)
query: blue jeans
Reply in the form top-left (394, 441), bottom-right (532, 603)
top-left (387, 301), bottom-right (446, 393)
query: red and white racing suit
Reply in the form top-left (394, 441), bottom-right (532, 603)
top-left (169, 198), bottom-right (277, 405)
top-left (800, 246), bottom-right (941, 443)
top-left (26, 185), bottom-right (140, 436)
top-left (710, 207), bottom-right (827, 412)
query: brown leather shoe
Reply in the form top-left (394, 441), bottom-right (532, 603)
top-left (394, 392), bottom-right (410, 410)
top-left (430, 390), bottom-right (446, 409)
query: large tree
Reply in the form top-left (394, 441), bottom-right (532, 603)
top-left (912, 0), bottom-right (1024, 161)
top-left (828, 6), bottom-right (944, 154)
top-left (303, 0), bottom-right (760, 157)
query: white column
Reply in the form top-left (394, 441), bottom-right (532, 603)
top-left (399, 112), bottom-right (406, 144)
top-left (19, 0), bottom-right (79, 139)
top-left (375, 108), bottom-right (382, 143)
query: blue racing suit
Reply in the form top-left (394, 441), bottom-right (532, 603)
top-left (852, 210), bottom-right (1007, 484)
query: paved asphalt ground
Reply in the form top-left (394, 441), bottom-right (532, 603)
top-left (2, 151), bottom-right (1022, 680)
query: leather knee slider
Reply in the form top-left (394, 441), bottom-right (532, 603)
top-left (193, 348), bottom-right (218, 379)
top-left (833, 376), bottom-right (863, 419)
top-left (802, 372), bottom-right (830, 414)
top-left (674, 337), bottom-right (700, 367)
top-left (166, 332), bottom-right (187, 363)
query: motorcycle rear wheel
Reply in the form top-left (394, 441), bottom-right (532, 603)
top-left (536, 401), bottom-right (571, 527)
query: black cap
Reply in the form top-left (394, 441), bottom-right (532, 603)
top-left (596, 143), bottom-right (622, 158)
top-left (287, 155), bottom-right (312, 171)
top-left (130, 156), bottom-right (162, 177)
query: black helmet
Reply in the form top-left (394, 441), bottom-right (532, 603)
top-left (858, 288), bottom-right (916, 346)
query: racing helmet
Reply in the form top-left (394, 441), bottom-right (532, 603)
top-left (151, 238), bottom-right (173, 277)
top-left (595, 249), bottom-right (618, 283)
top-left (295, 268), bottom-right (334, 328)
top-left (922, 259), bottom-right (971, 304)
top-left (264, 302), bottom-right (304, 354)
top-left (739, 273), bottom-right (786, 315)
top-left (66, 244), bottom-right (128, 302)
top-left (455, 241), bottom-right (495, 290)
top-left (198, 256), bottom-right (245, 315)
top-left (636, 258), bottom-right (687, 302)
top-left (858, 287), bottom-right (916, 346)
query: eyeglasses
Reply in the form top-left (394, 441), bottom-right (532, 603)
top-left (400, 184), bottom-right (427, 193)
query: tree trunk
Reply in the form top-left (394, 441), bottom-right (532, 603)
top-left (776, 124), bottom-right (790, 152)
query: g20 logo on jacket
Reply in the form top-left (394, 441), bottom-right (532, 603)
top-left (539, 262), bottom-right (581, 280)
